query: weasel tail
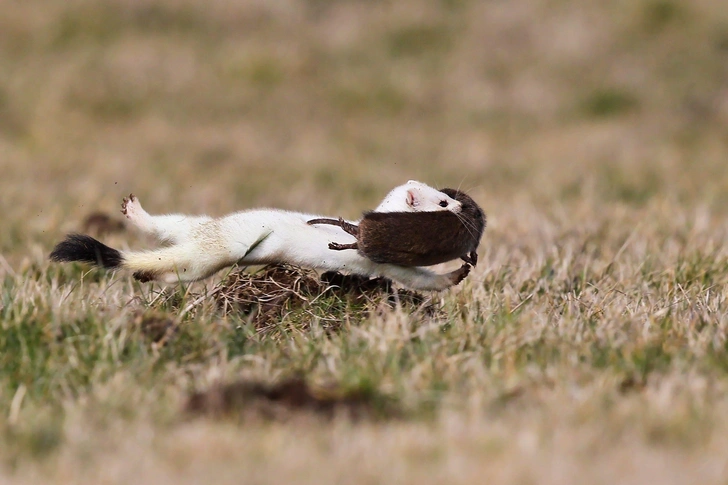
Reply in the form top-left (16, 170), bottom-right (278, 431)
top-left (50, 234), bottom-right (123, 269)
top-left (50, 228), bottom-right (271, 284)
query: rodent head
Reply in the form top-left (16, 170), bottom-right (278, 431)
top-left (374, 180), bottom-right (463, 213)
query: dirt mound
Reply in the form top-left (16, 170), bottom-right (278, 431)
top-left (213, 264), bottom-right (438, 329)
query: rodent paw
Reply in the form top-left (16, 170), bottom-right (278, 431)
top-left (328, 241), bottom-right (357, 251)
top-left (462, 251), bottom-right (478, 266)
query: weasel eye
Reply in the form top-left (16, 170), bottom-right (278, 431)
top-left (439, 200), bottom-right (448, 207)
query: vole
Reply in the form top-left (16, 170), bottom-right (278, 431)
top-left (307, 188), bottom-right (486, 267)
top-left (49, 181), bottom-right (472, 291)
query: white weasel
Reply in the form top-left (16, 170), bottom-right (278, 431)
top-left (121, 180), bottom-right (462, 246)
top-left (50, 181), bottom-right (471, 291)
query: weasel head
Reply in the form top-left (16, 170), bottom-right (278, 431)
top-left (374, 180), bottom-right (463, 213)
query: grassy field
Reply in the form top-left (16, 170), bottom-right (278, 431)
top-left (2, 0), bottom-right (728, 483)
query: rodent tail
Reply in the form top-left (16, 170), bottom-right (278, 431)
top-left (307, 217), bottom-right (359, 237)
top-left (306, 218), bottom-right (341, 226)
top-left (50, 234), bottom-right (124, 269)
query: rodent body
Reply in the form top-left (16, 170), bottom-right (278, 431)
top-left (307, 189), bottom-right (486, 267)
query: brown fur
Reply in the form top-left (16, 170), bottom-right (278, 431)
top-left (308, 189), bottom-right (486, 267)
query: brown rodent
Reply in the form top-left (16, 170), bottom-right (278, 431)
top-left (307, 188), bottom-right (486, 267)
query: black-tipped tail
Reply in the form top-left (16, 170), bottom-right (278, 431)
top-left (50, 234), bottom-right (123, 269)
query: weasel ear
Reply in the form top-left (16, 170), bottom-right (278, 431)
top-left (406, 189), bottom-right (419, 208)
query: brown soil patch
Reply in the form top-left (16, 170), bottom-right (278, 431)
top-left (81, 212), bottom-right (125, 236)
top-left (184, 376), bottom-right (398, 422)
top-left (131, 311), bottom-right (177, 346)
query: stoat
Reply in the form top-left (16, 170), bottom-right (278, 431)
top-left (307, 188), bottom-right (486, 267)
top-left (50, 181), bottom-right (472, 291)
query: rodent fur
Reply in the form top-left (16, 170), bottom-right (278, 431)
top-left (307, 188), bottom-right (486, 267)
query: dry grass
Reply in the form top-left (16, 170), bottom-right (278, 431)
top-left (2, 0), bottom-right (728, 483)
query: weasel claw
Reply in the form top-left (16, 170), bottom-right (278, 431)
top-left (121, 194), bottom-right (135, 215)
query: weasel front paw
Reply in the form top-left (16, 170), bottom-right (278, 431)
top-left (450, 263), bottom-right (472, 285)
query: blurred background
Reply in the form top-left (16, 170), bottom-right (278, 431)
top-left (1, 0), bottom-right (727, 265)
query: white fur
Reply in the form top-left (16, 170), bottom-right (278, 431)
top-left (374, 180), bottom-right (461, 213)
top-left (120, 182), bottom-right (469, 290)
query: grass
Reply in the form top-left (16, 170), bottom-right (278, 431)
top-left (2, 0), bottom-right (728, 483)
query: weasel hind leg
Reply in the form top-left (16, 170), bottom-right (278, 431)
top-left (121, 194), bottom-right (212, 244)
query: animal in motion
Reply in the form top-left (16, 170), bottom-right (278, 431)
top-left (307, 188), bottom-right (486, 267)
top-left (49, 181), bottom-right (472, 291)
